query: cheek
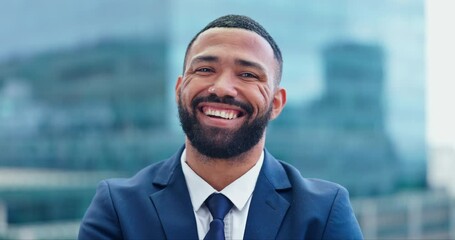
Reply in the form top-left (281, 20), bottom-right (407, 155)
top-left (179, 76), bottom-right (209, 105)
top-left (256, 85), bottom-right (272, 106)
top-left (178, 83), bottom-right (193, 107)
top-left (179, 90), bottom-right (196, 109)
top-left (180, 75), bottom-right (197, 92)
top-left (180, 76), bottom-right (194, 92)
top-left (244, 84), bottom-right (272, 115)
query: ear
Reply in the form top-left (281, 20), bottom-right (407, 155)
top-left (175, 76), bottom-right (183, 103)
top-left (270, 87), bottom-right (287, 120)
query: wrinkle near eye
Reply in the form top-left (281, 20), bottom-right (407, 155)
top-left (257, 85), bottom-right (271, 105)
top-left (181, 75), bottom-right (195, 89)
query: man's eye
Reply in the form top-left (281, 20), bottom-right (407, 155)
top-left (196, 68), bottom-right (213, 73)
top-left (240, 72), bottom-right (258, 79)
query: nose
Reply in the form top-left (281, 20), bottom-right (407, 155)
top-left (210, 72), bottom-right (238, 98)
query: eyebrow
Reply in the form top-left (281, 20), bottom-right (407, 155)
top-left (235, 59), bottom-right (266, 73)
top-left (190, 55), bottom-right (219, 65)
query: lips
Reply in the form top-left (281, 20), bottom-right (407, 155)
top-left (202, 106), bottom-right (241, 120)
top-left (191, 95), bottom-right (252, 123)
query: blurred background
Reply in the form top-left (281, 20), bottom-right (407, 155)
top-left (0, 0), bottom-right (453, 239)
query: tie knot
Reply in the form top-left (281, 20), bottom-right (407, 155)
top-left (205, 193), bottom-right (233, 220)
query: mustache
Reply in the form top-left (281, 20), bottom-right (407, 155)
top-left (191, 94), bottom-right (254, 115)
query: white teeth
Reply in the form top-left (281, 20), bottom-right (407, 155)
top-left (204, 108), bottom-right (238, 119)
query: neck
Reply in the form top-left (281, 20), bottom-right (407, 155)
top-left (184, 138), bottom-right (264, 191)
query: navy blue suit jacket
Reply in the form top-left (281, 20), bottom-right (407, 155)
top-left (79, 147), bottom-right (363, 239)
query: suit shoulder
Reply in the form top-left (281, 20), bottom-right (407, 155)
top-left (102, 156), bottom-right (178, 194)
top-left (278, 160), bottom-right (348, 198)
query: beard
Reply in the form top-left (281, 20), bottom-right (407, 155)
top-left (178, 94), bottom-right (272, 159)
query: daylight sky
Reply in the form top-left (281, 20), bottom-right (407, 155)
top-left (427, 0), bottom-right (455, 148)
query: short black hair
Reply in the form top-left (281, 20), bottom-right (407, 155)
top-left (183, 14), bottom-right (283, 84)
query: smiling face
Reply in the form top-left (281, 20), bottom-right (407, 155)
top-left (176, 28), bottom-right (286, 159)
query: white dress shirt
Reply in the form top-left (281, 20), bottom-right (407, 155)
top-left (181, 149), bottom-right (264, 240)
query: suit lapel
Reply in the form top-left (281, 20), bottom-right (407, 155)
top-left (243, 150), bottom-right (292, 239)
top-left (149, 147), bottom-right (199, 240)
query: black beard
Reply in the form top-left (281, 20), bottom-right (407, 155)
top-left (178, 94), bottom-right (272, 159)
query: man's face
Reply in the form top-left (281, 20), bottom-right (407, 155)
top-left (176, 28), bottom-right (286, 159)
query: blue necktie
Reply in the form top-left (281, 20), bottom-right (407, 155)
top-left (204, 193), bottom-right (233, 240)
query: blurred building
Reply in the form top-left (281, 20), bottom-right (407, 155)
top-left (270, 42), bottom-right (399, 196)
top-left (0, 38), bottom-right (184, 172)
top-left (354, 190), bottom-right (455, 239)
top-left (0, 169), bottom-right (125, 239)
top-left (0, 38), bottom-right (189, 235)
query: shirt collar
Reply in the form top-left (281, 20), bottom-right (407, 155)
top-left (181, 148), bottom-right (264, 212)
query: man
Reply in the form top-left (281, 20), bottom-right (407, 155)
top-left (79, 15), bottom-right (363, 240)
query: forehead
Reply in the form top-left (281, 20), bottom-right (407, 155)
top-left (186, 28), bottom-right (277, 72)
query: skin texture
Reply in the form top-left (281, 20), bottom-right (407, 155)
top-left (175, 28), bottom-right (287, 191)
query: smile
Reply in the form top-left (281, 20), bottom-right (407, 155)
top-left (199, 105), bottom-right (244, 120)
top-left (202, 106), bottom-right (242, 120)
